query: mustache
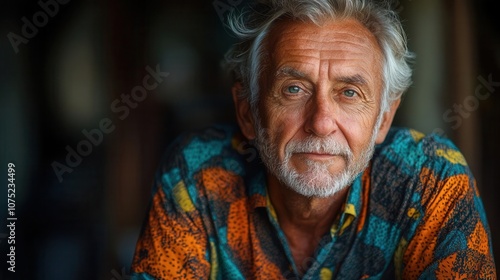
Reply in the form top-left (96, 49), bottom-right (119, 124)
top-left (285, 136), bottom-right (353, 159)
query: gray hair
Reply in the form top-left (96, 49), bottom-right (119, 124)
top-left (224, 0), bottom-right (414, 113)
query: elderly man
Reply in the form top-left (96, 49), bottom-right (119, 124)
top-left (130, 0), bottom-right (496, 279)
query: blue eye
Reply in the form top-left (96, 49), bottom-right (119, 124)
top-left (343, 89), bottom-right (357, 97)
top-left (286, 86), bottom-right (301, 94)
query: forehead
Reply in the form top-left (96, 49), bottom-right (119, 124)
top-left (265, 18), bottom-right (384, 83)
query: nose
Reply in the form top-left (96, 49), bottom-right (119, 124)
top-left (304, 93), bottom-right (338, 137)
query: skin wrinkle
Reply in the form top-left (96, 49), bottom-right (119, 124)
top-left (259, 18), bottom-right (383, 180)
top-left (245, 18), bottom-right (389, 272)
top-left (273, 31), bottom-right (380, 82)
top-left (229, 17), bottom-right (402, 274)
top-left (272, 64), bottom-right (375, 97)
top-left (264, 71), bottom-right (377, 154)
top-left (271, 63), bottom-right (379, 110)
top-left (274, 67), bottom-right (374, 107)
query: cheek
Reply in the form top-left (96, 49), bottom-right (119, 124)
top-left (338, 111), bottom-right (378, 153)
top-left (261, 98), bottom-right (304, 131)
top-left (262, 104), bottom-right (305, 153)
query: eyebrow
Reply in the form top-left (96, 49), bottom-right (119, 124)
top-left (277, 67), bottom-right (368, 86)
top-left (276, 67), bottom-right (308, 79)
top-left (337, 74), bottom-right (368, 86)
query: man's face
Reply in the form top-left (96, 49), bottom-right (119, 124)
top-left (251, 19), bottom-right (386, 197)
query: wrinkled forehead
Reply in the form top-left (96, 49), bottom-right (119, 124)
top-left (271, 17), bottom-right (379, 44)
top-left (266, 17), bottom-right (383, 66)
top-left (262, 18), bottom-right (384, 92)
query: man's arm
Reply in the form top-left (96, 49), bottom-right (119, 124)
top-left (130, 174), bottom-right (211, 280)
top-left (402, 167), bottom-right (496, 279)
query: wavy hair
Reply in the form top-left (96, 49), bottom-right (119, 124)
top-left (224, 0), bottom-right (414, 113)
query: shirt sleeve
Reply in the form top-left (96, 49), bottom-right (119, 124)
top-left (402, 165), bottom-right (496, 279)
top-left (130, 167), bottom-right (211, 279)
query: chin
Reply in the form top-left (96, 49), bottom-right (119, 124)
top-left (282, 168), bottom-right (354, 198)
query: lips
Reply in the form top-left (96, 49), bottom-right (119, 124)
top-left (296, 151), bottom-right (336, 156)
top-left (294, 152), bottom-right (342, 162)
top-left (286, 137), bottom-right (352, 156)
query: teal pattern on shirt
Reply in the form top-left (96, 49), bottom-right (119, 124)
top-left (131, 124), bottom-right (496, 279)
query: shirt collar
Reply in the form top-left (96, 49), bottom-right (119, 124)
top-left (246, 161), bottom-right (366, 236)
top-left (331, 172), bottom-right (363, 236)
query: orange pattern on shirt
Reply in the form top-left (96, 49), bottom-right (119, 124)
top-left (132, 186), bottom-right (210, 279)
top-left (202, 167), bottom-right (283, 279)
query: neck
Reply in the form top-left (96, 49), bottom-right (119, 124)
top-left (267, 175), bottom-right (349, 231)
top-left (267, 174), bottom-right (349, 273)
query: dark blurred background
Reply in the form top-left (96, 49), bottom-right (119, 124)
top-left (0, 0), bottom-right (498, 279)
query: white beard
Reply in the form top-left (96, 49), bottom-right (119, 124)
top-left (253, 114), bottom-right (382, 198)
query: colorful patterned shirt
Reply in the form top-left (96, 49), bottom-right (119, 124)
top-left (130, 124), bottom-right (496, 279)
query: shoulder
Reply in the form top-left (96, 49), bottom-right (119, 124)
top-left (370, 127), bottom-right (478, 215)
top-left (374, 127), bottom-right (471, 180)
top-left (153, 123), bottom-right (254, 205)
top-left (377, 129), bottom-right (496, 278)
top-left (158, 123), bottom-right (243, 175)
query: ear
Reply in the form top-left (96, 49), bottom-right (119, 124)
top-left (232, 82), bottom-right (256, 140)
top-left (374, 98), bottom-right (401, 144)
